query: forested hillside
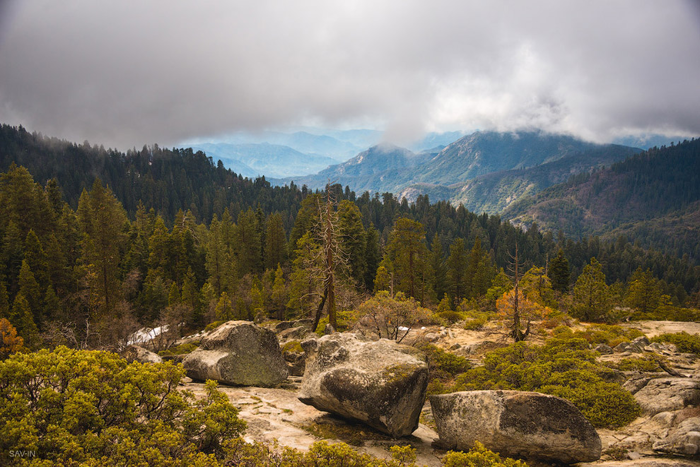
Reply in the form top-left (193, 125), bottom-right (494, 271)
top-left (0, 124), bottom-right (698, 353)
top-left (503, 139), bottom-right (700, 259)
top-left (0, 124), bottom-right (304, 225)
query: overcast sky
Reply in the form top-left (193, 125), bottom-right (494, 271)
top-left (1, 0), bottom-right (699, 150)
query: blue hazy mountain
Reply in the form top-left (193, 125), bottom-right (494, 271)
top-left (187, 142), bottom-right (336, 178)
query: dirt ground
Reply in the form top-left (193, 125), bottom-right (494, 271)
top-left (184, 380), bottom-right (444, 466)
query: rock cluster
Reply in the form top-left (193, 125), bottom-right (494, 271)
top-left (298, 333), bottom-right (429, 437)
top-left (182, 321), bottom-right (288, 387)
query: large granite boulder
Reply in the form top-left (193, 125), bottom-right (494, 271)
top-left (298, 333), bottom-right (429, 437)
top-left (430, 390), bottom-right (601, 464)
top-left (634, 378), bottom-right (700, 415)
top-left (182, 321), bottom-right (288, 387)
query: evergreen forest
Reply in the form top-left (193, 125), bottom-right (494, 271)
top-left (0, 123), bottom-right (698, 351)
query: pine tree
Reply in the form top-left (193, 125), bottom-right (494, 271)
top-left (168, 282), bottom-right (181, 306)
top-left (572, 257), bottom-right (612, 322)
top-left (1, 221), bottom-right (24, 295)
top-left (288, 194), bottom-right (321, 255)
top-left (286, 233), bottom-right (322, 319)
top-left (0, 281), bottom-right (9, 318)
top-left (215, 292), bottom-right (234, 321)
top-left (338, 200), bottom-right (366, 288)
top-left (271, 264), bottom-right (288, 320)
top-left (9, 293), bottom-right (39, 347)
top-left (77, 179), bottom-right (128, 313)
top-left (464, 237), bottom-right (492, 299)
top-left (627, 267), bottom-right (661, 315)
top-left (264, 213), bottom-right (287, 270)
top-left (374, 261), bottom-right (393, 294)
top-left (43, 284), bottom-right (61, 322)
top-left (363, 224), bottom-right (381, 292)
top-left (206, 214), bottom-right (236, 298)
top-left (446, 238), bottom-right (468, 304)
top-left (385, 218), bottom-right (430, 303)
top-left (550, 249), bottom-right (570, 293)
top-left (426, 235), bottom-right (445, 298)
top-left (236, 208), bottom-right (263, 276)
top-left (520, 266), bottom-right (554, 306)
top-left (18, 260), bottom-right (42, 326)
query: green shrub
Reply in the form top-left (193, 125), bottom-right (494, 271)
top-left (282, 340), bottom-right (304, 353)
top-left (420, 344), bottom-right (469, 374)
top-left (442, 441), bottom-right (528, 467)
top-left (419, 344), bottom-right (471, 395)
top-left (463, 316), bottom-right (487, 330)
top-left (159, 341), bottom-right (200, 356)
top-left (542, 382), bottom-right (640, 428)
top-left (651, 332), bottom-right (700, 354)
top-left (453, 338), bottom-right (641, 428)
top-left (435, 310), bottom-right (465, 324)
top-left (223, 438), bottom-right (523, 467)
top-left (553, 324), bottom-right (643, 347)
top-left (609, 356), bottom-right (661, 372)
top-left (205, 320), bottom-right (226, 332)
top-left (0, 346), bottom-right (245, 466)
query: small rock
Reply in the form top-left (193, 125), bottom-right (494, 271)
top-left (121, 345), bottom-right (163, 364)
top-left (651, 411), bottom-right (676, 427)
top-left (424, 333), bottom-right (439, 343)
top-left (323, 323), bottom-right (335, 335)
top-left (633, 336), bottom-right (651, 347)
top-left (275, 321), bottom-right (296, 332)
top-left (623, 377), bottom-right (652, 395)
top-left (278, 326), bottom-right (310, 341)
top-left (596, 344), bottom-right (614, 355)
top-left (449, 343), bottom-right (461, 350)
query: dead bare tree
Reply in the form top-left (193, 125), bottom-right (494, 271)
top-left (311, 184), bottom-right (349, 333)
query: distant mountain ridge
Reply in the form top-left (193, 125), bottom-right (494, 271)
top-left (188, 142), bottom-right (336, 178)
top-left (502, 138), bottom-right (700, 259)
top-left (284, 131), bottom-right (636, 213)
top-left (398, 144), bottom-right (641, 213)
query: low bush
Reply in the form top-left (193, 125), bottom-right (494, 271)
top-left (159, 341), bottom-right (200, 356)
top-left (419, 344), bottom-right (471, 395)
top-left (205, 320), bottom-right (226, 331)
top-left (453, 338), bottom-right (640, 428)
top-left (0, 346), bottom-right (245, 466)
top-left (282, 340), bottom-right (304, 354)
top-left (223, 438), bottom-right (526, 467)
top-left (434, 310), bottom-right (465, 325)
top-left (443, 441), bottom-right (528, 467)
top-left (553, 324), bottom-right (643, 348)
top-left (608, 356), bottom-right (661, 372)
top-left (651, 332), bottom-right (700, 354)
top-left (463, 316), bottom-right (487, 330)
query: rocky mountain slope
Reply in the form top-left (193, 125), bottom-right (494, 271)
top-left (284, 131), bottom-right (638, 216)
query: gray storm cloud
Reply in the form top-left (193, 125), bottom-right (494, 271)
top-left (0, 0), bottom-right (699, 150)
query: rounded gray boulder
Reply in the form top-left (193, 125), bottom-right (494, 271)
top-left (298, 333), bottom-right (429, 437)
top-left (430, 390), bottom-right (601, 464)
top-left (182, 321), bottom-right (288, 387)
